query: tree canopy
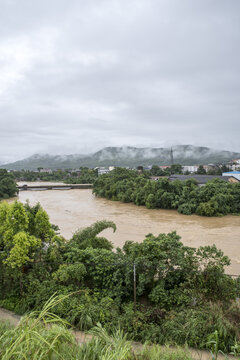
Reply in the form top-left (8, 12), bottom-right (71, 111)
top-left (0, 169), bottom-right (18, 200)
top-left (0, 201), bottom-right (240, 352)
top-left (93, 168), bottom-right (240, 216)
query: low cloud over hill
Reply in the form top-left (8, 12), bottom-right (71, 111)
top-left (1, 145), bottom-right (240, 170)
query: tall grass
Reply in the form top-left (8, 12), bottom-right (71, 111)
top-left (137, 344), bottom-right (196, 360)
top-left (77, 323), bottom-right (133, 360)
top-left (0, 293), bottom-right (235, 359)
top-left (0, 294), bottom-right (80, 360)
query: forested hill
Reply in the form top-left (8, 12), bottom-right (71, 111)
top-left (1, 145), bottom-right (240, 170)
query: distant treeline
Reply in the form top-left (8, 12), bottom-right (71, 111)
top-left (0, 169), bottom-right (18, 200)
top-left (0, 200), bottom-right (240, 353)
top-left (93, 168), bottom-right (240, 216)
top-left (12, 168), bottom-right (98, 184)
top-left (8, 164), bottom-right (228, 186)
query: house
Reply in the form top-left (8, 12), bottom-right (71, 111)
top-left (150, 176), bottom-right (162, 181)
top-left (159, 165), bottom-right (170, 170)
top-left (97, 167), bottom-right (110, 176)
top-left (232, 159), bottom-right (240, 165)
top-left (231, 164), bottom-right (240, 171)
top-left (182, 165), bottom-right (199, 173)
top-left (227, 160), bottom-right (240, 171)
top-left (203, 164), bottom-right (219, 172)
top-left (39, 168), bottom-right (53, 174)
top-left (222, 171), bottom-right (240, 182)
top-left (168, 174), bottom-right (231, 186)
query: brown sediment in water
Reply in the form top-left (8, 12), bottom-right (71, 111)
top-left (17, 182), bottom-right (240, 275)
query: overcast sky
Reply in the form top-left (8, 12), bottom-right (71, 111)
top-left (0, 0), bottom-right (239, 163)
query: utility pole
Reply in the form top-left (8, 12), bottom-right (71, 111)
top-left (170, 148), bottom-right (174, 166)
top-left (133, 263), bottom-right (136, 313)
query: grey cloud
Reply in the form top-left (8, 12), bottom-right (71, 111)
top-left (0, 0), bottom-right (239, 163)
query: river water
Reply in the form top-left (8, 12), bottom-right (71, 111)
top-left (17, 182), bottom-right (240, 275)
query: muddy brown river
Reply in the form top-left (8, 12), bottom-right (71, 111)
top-left (17, 182), bottom-right (240, 275)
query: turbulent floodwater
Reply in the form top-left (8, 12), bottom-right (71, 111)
top-left (17, 182), bottom-right (240, 275)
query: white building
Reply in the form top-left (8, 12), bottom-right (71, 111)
top-left (98, 167), bottom-right (110, 176)
top-left (182, 165), bottom-right (199, 173)
top-left (39, 168), bottom-right (53, 174)
top-left (231, 164), bottom-right (240, 171)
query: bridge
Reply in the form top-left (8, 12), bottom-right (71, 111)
top-left (18, 184), bottom-right (93, 191)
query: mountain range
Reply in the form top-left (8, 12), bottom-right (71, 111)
top-left (1, 145), bottom-right (239, 170)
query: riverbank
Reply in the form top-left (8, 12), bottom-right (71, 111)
top-left (16, 184), bottom-right (240, 275)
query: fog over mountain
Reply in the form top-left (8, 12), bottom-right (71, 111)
top-left (1, 145), bottom-right (240, 170)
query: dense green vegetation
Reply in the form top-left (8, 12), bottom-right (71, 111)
top-left (12, 168), bottom-right (98, 184)
top-left (1, 305), bottom-right (239, 360)
top-left (0, 169), bottom-right (18, 200)
top-left (66, 168), bottom-right (97, 184)
top-left (0, 200), bottom-right (240, 355)
top-left (93, 168), bottom-right (240, 216)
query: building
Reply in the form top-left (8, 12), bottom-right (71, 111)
top-left (203, 164), bottom-right (219, 172)
top-left (39, 168), bottom-right (53, 174)
top-left (231, 164), bottom-right (240, 171)
top-left (227, 160), bottom-right (240, 171)
top-left (150, 176), bottom-right (163, 181)
top-left (97, 167), bottom-right (110, 176)
top-left (182, 165), bottom-right (199, 173)
top-left (168, 174), bottom-right (231, 186)
top-left (232, 159), bottom-right (240, 165)
top-left (222, 171), bottom-right (240, 181)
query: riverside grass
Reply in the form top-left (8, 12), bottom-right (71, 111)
top-left (0, 318), bottom-right (198, 360)
top-left (0, 294), bottom-right (198, 360)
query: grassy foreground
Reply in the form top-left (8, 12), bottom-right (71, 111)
top-left (0, 320), bottom-right (196, 360)
top-left (0, 295), bottom-right (200, 360)
top-left (0, 295), bottom-right (238, 360)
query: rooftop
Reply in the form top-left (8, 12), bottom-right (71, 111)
top-left (168, 175), bottom-right (230, 184)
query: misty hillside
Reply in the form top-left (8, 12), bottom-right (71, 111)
top-left (1, 145), bottom-right (239, 170)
